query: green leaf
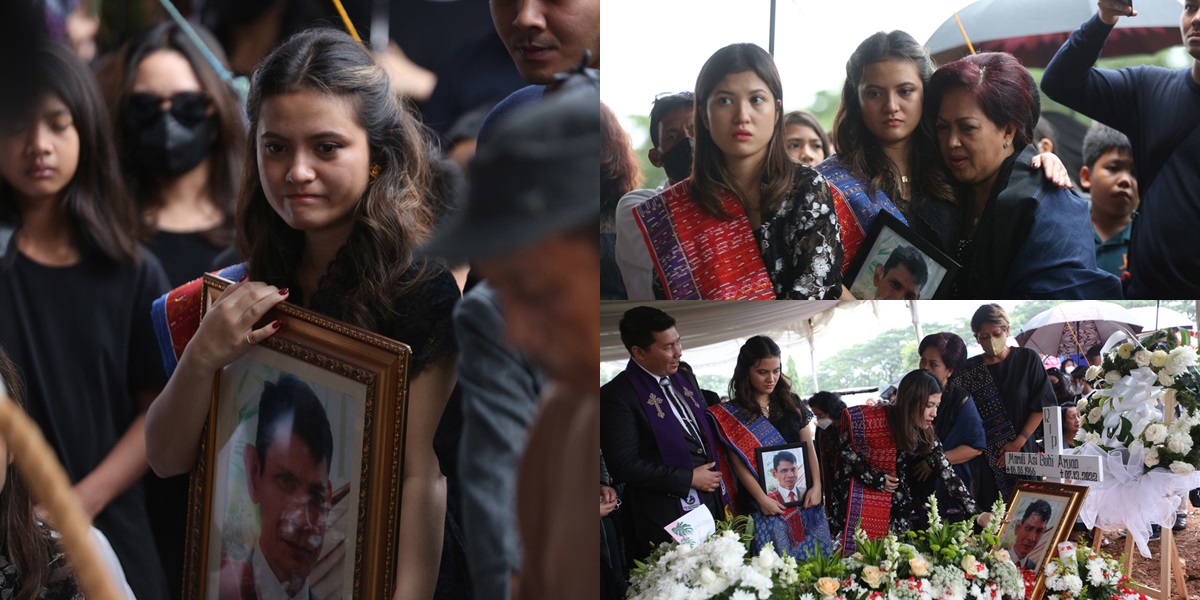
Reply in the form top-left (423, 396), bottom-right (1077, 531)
top-left (1119, 416), bottom-right (1133, 441)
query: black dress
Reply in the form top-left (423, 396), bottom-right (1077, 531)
top-left (0, 247), bottom-right (171, 600)
top-left (145, 229), bottom-right (230, 288)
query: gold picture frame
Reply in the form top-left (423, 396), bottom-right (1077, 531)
top-left (994, 480), bottom-right (1089, 599)
top-left (183, 273), bottom-right (411, 600)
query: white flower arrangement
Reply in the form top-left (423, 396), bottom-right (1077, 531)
top-left (1042, 542), bottom-right (1145, 600)
top-left (1075, 329), bottom-right (1200, 474)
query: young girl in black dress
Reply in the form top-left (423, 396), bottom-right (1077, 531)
top-left (0, 41), bottom-right (170, 599)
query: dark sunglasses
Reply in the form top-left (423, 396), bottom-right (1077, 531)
top-left (128, 91), bottom-right (212, 126)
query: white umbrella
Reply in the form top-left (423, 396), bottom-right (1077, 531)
top-left (1128, 306), bottom-right (1195, 331)
top-left (1015, 301), bottom-right (1143, 356)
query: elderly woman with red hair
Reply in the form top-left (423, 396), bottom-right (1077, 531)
top-left (926, 52), bottom-right (1121, 299)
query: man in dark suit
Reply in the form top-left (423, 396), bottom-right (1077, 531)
top-left (601, 306), bottom-right (727, 566)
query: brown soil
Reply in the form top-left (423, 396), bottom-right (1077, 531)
top-left (1080, 507), bottom-right (1200, 598)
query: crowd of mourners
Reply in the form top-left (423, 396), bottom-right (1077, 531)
top-left (599, 302), bottom-right (1195, 597)
top-left (0, 0), bottom-right (601, 599)
top-left (602, 0), bottom-right (1200, 301)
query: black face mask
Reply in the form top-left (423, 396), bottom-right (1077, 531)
top-left (126, 110), bottom-right (216, 177)
top-left (659, 137), bottom-right (694, 184)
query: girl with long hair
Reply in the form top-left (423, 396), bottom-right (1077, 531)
top-left (0, 41), bottom-right (171, 599)
top-left (631, 43), bottom-right (842, 300)
top-left (104, 21), bottom-right (245, 287)
top-left (830, 369), bottom-right (977, 552)
top-left (707, 336), bottom-right (832, 559)
top-left (144, 28), bottom-right (459, 599)
top-left (815, 31), bottom-right (1072, 288)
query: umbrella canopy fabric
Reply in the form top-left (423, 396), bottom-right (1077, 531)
top-left (1128, 306), bottom-right (1195, 330)
top-left (926, 0), bottom-right (1184, 68)
top-left (1016, 301), bottom-right (1144, 356)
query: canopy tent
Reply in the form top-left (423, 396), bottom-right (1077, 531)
top-left (600, 301), bottom-right (840, 363)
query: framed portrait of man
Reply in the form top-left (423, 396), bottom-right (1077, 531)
top-left (184, 274), bottom-right (411, 600)
top-left (755, 442), bottom-right (812, 508)
top-left (994, 481), bottom-right (1089, 599)
top-left (845, 212), bottom-right (959, 300)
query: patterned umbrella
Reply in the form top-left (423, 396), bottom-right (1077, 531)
top-left (926, 0), bottom-right (1185, 68)
top-left (1016, 301), bottom-right (1144, 356)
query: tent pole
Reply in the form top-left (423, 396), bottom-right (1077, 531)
top-left (911, 301), bottom-right (923, 344)
top-left (808, 318), bottom-right (819, 392)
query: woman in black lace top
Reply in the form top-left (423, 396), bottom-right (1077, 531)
top-left (829, 370), bottom-right (977, 537)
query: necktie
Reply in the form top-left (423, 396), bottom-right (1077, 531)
top-left (660, 376), bottom-right (705, 451)
top-left (788, 490), bottom-right (795, 503)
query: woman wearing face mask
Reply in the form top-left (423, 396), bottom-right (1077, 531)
top-left (632, 43), bottom-right (842, 300)
top-left (807, 390), bottom-right (845, 534)
top-left (911, 332), bottom-right (985, 524)
top-left (926, 52), bottom-right (1121, 298)
top-left (830, 369), bottom-right (978, 553)
top-left (105, 21), bottom-right (245, 287)
top-left (951, 304), bottom-right (1057, 512)
top-left (707, 336), bottom-right (832, 559)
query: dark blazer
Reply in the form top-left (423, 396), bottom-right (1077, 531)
top-left (600, 367), bottom-right (721, 562)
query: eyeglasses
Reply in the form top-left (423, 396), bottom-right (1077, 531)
top-left (128, 91), bottom-right (212, 126)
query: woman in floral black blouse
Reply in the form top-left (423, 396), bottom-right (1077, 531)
top-left (630, 43), bottom-right (843, 300)
top-left (830, 369), bottom-right (977, 538)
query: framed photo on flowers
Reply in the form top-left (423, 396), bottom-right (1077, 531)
top-left (994, 481), bottom-right (1089, 599)
top-left (755, 441), bottom-right (812, 508)
top-left (845, 211), bottom-right (959, 300)
top-left (183, 273), bottom-right (411, 600)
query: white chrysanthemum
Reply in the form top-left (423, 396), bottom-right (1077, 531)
top-left (1088, 406), bottom-right (1103, 424)
top-left (1145, 446), bottom-right (1160, 467)
top-left (1168, 432), bottom-right (1194, 454)
top-left (1159, 370), bottom-right (1175, 386)
top-left (731, 590), bottom-right (755, 600)
top-left (1086, 365), bottom-right (1103, 381)
top-left (1118, 343), bottom-right (1134, 358)
top-left (1104, 371), bottom-right (1122, 385)
top-left (1166, 347), bottom-right (1197, 375)
top-left (1135, 349), bottom-right (1151, 367)
top-left (1144, 423), bottom-right (1169, 444)
top-left (1152, 350), bottom-right (1169, 368)
top-left (1171, 461), bottom-right (1195, 475)
top-left (1064, 574), bottom-right (1083, 595)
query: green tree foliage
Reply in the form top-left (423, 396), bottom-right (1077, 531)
top-left (697, 374), bottom-right (731, 399)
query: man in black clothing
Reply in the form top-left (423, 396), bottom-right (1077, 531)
top-left (600, 307), bottom-right (727, 565)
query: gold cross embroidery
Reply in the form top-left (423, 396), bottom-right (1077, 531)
top-left (682, 387), bottom-right (700, 409)
top-left (647, 394), bottom-right (665, 418)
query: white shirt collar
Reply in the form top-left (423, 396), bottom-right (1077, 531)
top-left (633, 360), bottom-right (670, 383)
top-left (252, 542), bottom-right (312, 600)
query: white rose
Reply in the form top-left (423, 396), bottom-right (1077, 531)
top-left (1168, 432), bottom-right (1194, 454)
top-left (1170, 461), bottom-right (1196, 475)
top-left (1088, 407), bottom-right (1103, 424)
top-left (992, 549), bottom-right (1011, 564)
top-left (1159, 371), bottom-right (1175, 386)
top-left (699, 568), bottom-right (717, 586)
top-left (1152, 350), bottom-right (1169, 368)
top-left (961, 555), bottom-right (979, 573)
top-left (1105, 371), bottom-right (1122, 385)
top-left (753, 546), bottom-right (778, 571)
top-left (1145, 446), bottom-right (1161, 467)
top-left (1118, 343), bottom-right (1134, 359)
top-left (861, 565), bottom-right (884, 588)
top-left (815, 577), bottom-right (840, 597)
top-left (1144, 423), bottom-right (1169, 444)
top-left (1086, 365), bottom-right (1103, 381)
top-left (1084, 431), bottom-right (1103, 446)
top-left (909, 557), bottom-right (929, 577)
top-left (1135, 350), bottom-right (1151, 367)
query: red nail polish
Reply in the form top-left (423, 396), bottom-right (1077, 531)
top-left (272, 320), bottom-right (283, 329)
top-left (279, 288), bottom-right (289, 295)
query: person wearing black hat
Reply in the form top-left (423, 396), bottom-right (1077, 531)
top-left (1086, 344), bottom-right (1104, 367)
top-left (423, 80), bottom-right (599, 600)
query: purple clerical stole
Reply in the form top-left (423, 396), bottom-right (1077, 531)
top-left (625, 360), bottom-right (731, 516)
